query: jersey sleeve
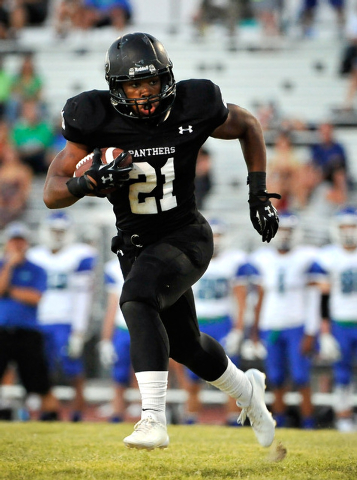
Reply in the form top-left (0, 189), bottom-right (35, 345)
top-left (204, 80), bottom-right (229, 131)
top-left (104, 260), bottom-right (124, 294)
top-left (234, 262), bottom-right (260, 285)
top-left (76, 256), bottom-right (97, 273)
top-left (61, 90), bottom-right (108, 145)
top-left (180, 80), bottom-right (229, 133)
top-left (308, 261), bottom-right (329, 283)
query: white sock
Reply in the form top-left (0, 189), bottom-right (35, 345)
top-left (207, 357), bottom-right (252, 407)
top-left (135, 371), bottom-right (168, 425)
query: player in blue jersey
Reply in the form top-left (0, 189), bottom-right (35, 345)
top-left (43, 32), bottom-right (279, 450)
top-left (28, 212), bottom-right (98, 422)
top-left (0, 222), bottom-right (60, 420)
top-left (310, 207), bottom-right (357, 432)
top-left (238, 213), bottom-right (320, 429)
top-left (183, 219), bottom-right (247, 426)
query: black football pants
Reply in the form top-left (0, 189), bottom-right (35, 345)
top-left (118, 219), bottom-right (228, 381)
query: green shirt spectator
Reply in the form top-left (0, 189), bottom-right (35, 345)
top-left (11, 99), bottom-right (53, 174)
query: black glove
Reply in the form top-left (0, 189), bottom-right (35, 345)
top-left (67, 148), bottom-right (133, 198)
top-left (247, 171), bottom-right (281, 243)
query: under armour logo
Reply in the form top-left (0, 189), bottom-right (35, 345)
top-left (178, 125), bottom-right (193, 134)
top-left (265, 206), bottom-right (274, 217)
top-left (101, 174), bottom-right (113, 184)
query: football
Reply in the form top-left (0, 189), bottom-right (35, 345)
top-left (73, 147), bottom-right (130, 196)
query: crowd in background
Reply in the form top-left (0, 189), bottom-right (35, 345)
top-left (1, 0), bottom-right (357, 429)
top-left (0, 49), bottom-right (354, 230)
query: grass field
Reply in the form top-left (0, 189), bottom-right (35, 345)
top-left (1, 422), bottom-right (357, 480)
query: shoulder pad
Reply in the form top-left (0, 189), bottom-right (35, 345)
top-left (62, 90), bottom-right (111, 140)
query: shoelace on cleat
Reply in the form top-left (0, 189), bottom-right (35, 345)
top-left (133, 417), bottom-right (157, 433)
top-left (238, 409), bottom-right (248, 426)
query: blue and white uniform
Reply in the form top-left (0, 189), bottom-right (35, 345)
top-left (28, 243), bottom-right (97, 377)
top-left (312, 244), bottom-right (357, 387)
top-left (245, 245), bottom-right (319, 387)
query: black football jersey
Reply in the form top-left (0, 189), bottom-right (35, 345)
top-left (62, 79), bottom-right (229, 235)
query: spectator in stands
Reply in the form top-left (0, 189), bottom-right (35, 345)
top-left (10, 0), bottom-right (49, 34)
top-left (254, 100), bottom-right (282, 132)
top-left (54, 0), bottom-right (83, 38)
top-left (27, 212), bottom-right (98, 422)
top-left (309, 122), bottom-right (349, 206)
top-left (241, 212), bottom-right (320, 428)
top-left (0, 1), bottom-right (11, 39)
top-left (0, 118), bottom-right (10, 159)
top-left (251, 0), bottom-right (282, 37)
top-left (341, 10), bottom-right (357, 110)
top-left (192, 0), bottom-right (229, 37)
top-left (300, 0), bottom-right (345, 38)
top-left (195, 146), bottom-right (213, 210)
top-left (267, 130), bottom-right (304, 211)
top-left (0, 221), bottom-right (60, 421)
top-left (0, 144), bottom-right (33, 229)
top-left (11, 98), bottom-right (53, 174)
top-left (80, 0), bottom-right (133, 31)
top-left (0, 56), bottom-right (12, 119)
top-left (98, 257), bottom-right (132, 423)
top-left (8, 53), bottom-right (45, 123)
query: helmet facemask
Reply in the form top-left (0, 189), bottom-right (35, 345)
top-left (332, 208), bottom-right (357, 249)
top-left (338, 225), bottom-right (357, 248)
top-left (274, 227), bottom-right (295, 252)
top-left (273, 212), bottom-right (298, 252)
top-left (41, 213), bottom-right (74, 252)
top-left (105, 33), bottom-right (176, 121)
top-left (108, 73), bottom-right (176, 120)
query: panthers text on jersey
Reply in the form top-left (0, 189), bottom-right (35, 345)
top-left (61, 80), bottom-right (228, 236)
top-left (27, 243), bottom-right (97, 331)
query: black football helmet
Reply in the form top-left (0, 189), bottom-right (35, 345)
top-left (105, 32), bottom-right (176, 120)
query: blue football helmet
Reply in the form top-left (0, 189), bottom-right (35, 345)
top-left (333, 206), bottom-right (357, 248)
top-left (41, 212), bottom-right (74, 251)
top-left (274, 211), bottom-right (298, 251)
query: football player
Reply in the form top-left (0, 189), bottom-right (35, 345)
top-left (311, 207), bottom-right (357, 432)
top-left (28, 211), bottom-right (98, 422)
top-left (184, 219), bottom-right (247, 426)
top-left (43, 32), bottom-right (279, 450)
top-left (239, 212), bottom-right (320, 429)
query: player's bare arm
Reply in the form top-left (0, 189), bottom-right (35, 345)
top-left (213, 103), bottom-right (279, 242)
top-left (44, 141), bottom-right (90, 209)
top-left (211, 103), bottom-right (266, 173)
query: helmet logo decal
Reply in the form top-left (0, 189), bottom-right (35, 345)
top-left (129, 64), bottom-right (157, 77)
top-left (178, 125), bottom-right (193, 134)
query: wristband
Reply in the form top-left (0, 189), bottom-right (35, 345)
top-left (66, 176), bottom-right (93, 198)
top-left (247, 172), bottom-right (266, 195)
